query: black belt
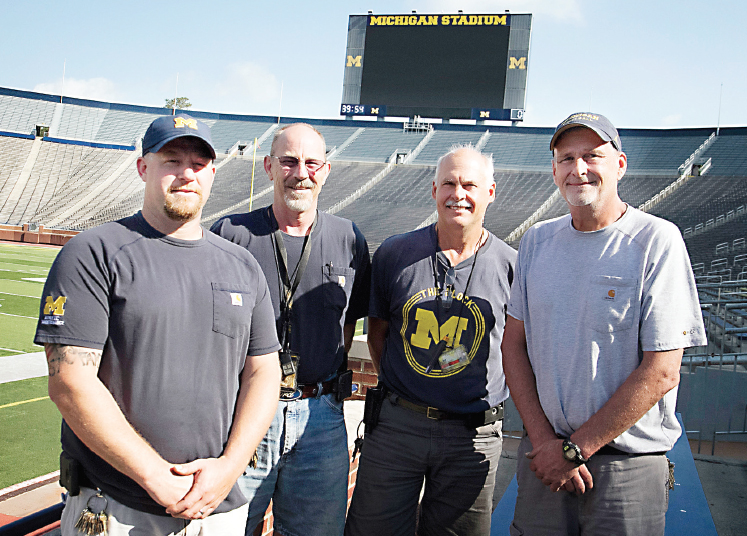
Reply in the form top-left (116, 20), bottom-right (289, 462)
top-left (595, 445), bottom-right (667, 457)
top-left (387, 392), bottom-right (503, 427)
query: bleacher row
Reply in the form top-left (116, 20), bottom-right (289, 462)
top-left (1, 86), bottom-right (747, 255)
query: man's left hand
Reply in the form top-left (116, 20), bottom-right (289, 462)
top-left (165, 457), bottom-right (243, 519)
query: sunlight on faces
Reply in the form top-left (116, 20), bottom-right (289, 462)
top-left (139, 138), bottom-right (215, 223)
top-left (267, 124), bottom-right (329, 213)
top-left (433, 148), bottom-right (495, 230)
top-left (552, 128), bottom-right (626, 209)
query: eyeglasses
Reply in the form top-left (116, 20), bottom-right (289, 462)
top-left (271, 155), bottom-right (326, 173)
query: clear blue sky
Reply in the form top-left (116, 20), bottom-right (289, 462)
top-left (1, 0), bottom-right (744, 128)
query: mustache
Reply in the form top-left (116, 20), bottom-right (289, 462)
top-left (288, 179), bottom-right (315, 189)
top-left (168, 186), bottom-right (202, 194)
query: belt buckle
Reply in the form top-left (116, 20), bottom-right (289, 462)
top-left (426, 407), bottom-right (440, 420)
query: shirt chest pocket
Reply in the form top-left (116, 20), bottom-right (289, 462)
top-left (212, 283), bottom-right (253, 339)
top-left (586, 275), bottom-right (636, 333)
top-left (324, 266), bottom-right (355, 313)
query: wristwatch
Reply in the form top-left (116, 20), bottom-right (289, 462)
top-left (562, 439), bottom-right (588, 465)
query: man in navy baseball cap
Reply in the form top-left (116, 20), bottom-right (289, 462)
top-left (142, 114), bottom-right (216, 160)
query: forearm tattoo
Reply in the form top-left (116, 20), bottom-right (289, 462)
top-left (45, 344), bottom-right (102, 376)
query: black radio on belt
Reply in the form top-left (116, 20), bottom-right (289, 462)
top-left (279, 349), bottom-right (298, 377)
top-left (333, 369), bottom-right (354, 402)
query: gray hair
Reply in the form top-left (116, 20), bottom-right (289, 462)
top-left (435, 144), bottom-right (494, 184)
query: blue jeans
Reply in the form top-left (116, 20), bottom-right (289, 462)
top-left (238, 393), bottom-right (349, 536)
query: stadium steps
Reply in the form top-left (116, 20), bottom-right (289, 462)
top-left (334, 164), bottom-right (436, 250)
top-left (0, 94), bottom-right (56, 135)
top-left (0, 137), bottom-right (35, 217)
top-left (44, 146), bottom-right (141, 229)
top-left (0, 137), bottom-right (43, 223)
top-left (327, 128), bottom-right (365, 160)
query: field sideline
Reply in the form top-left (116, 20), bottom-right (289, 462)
top-left (0, 242), bottom-right (60, 489)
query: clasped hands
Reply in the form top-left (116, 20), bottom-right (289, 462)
top-left (526, 438), bottom-right (594, 494)
top-left (147, 456), bottom-right (241, 520)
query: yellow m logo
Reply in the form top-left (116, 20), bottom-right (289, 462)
top-left (173, 117), bottom-right (198, 130)
top-left (44, 296), bottom-right (67, 315)
top-left (410, 309), bottom-right (468, 350)
top-left (347, 55), bottom-right (362, 67)
top-left (509, 57), bottom-right (527, 70)
top-left (371, 107), bottom-right (379, 114)
top-left (480, 111), bottom-right (490, 118)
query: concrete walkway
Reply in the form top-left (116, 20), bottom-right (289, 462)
top-left (0, 351), bottom-right (47, 384)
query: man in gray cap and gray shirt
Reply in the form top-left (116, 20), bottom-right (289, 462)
top-left (501, 112), bottom-right (706, 535)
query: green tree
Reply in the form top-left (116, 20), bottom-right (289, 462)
top-left (164, 97), bottom-right (192, 110)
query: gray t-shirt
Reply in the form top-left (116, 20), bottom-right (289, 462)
top-left (371, 225), bottom-right (516, 413)
top-left (211, 208), bottom-right (371, 384)
top-left (35, 212), bottom-right (281, 515)
top-left (508, 207), bottom-right (706, 453)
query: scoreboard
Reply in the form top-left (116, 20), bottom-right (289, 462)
top-left (341, 13), bottom-right (532, 121)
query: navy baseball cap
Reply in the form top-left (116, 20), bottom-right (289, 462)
top-left (550, 112), bottom-right (621, 152)
top-left (142, 114), bottom-right (216, 159)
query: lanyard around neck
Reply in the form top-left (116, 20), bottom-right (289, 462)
top-left (269, 206), bottom-right (318, 348)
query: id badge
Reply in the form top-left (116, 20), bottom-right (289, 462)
top-left (438, 344), bottom-right (469, 373)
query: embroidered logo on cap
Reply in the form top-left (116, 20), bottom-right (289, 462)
top-left (174, 117), bottom-right (198, 130)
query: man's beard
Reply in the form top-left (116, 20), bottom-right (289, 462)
top-left (282, 179), bottom-right (316, 212)
top-left (163, 190), bottom-right (204, 221)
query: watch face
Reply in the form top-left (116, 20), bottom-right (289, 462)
top-left (563, 446), bottom-right (576, 461)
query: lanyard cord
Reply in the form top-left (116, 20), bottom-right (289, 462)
top-left (431, 228), bottom-right (485, 348)
top-left (268, 206), bottom-right (318, 350)
top-left (423, 228), bottom-right (485, 374)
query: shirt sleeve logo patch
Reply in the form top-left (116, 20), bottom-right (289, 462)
top-left (41, 295), bottom-right (66, 325)
top-left (230, 293), bottom-right (243, 306)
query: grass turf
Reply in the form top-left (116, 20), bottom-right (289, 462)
top-left (0, 243), bottom-right (58, 358)
top-left (0, 244), bottom-right (61, 488)
top-left (0, 377), bottom-right (60, 489)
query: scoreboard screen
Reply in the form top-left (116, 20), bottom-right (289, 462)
top-left (341, 13), bottom-right (531, 120)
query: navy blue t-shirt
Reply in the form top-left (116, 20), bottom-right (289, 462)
top-left (35, 212), bottom-right (280, 515)
top-left (211, 208), bottom-right (371, 384)
top-left (371, 225), bottom-right (516, 413)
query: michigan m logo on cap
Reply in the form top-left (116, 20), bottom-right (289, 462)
top-left (174, 117), bottom-right (198, 130)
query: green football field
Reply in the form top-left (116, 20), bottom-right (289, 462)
top-left (0, 242), bottom-right (61, 489)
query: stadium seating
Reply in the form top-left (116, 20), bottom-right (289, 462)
top-left (2, 86), bottom-right (747, 264)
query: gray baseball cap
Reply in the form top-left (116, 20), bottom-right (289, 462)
top-left (550, 112), bottom-right (621, 152)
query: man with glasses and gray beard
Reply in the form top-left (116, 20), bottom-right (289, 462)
top-left (211, 123), bottom-right (370, 536)
top-left (345, 146), bottom-right (515, 536)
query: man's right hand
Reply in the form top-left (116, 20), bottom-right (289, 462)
top-left (526, 438), bottom-right (594, 494)
top-left (143, 467), bottom-right (195, 512)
